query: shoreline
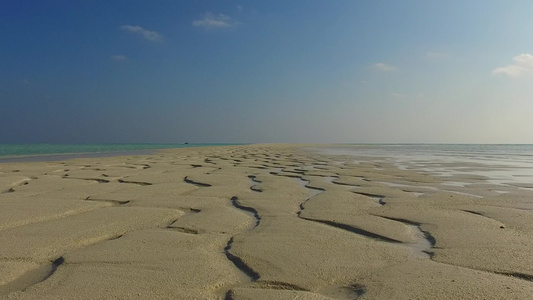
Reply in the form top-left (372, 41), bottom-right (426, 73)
top-left (0, 143), bottom-right (246, 163)
top-left (0, 144), bottom-right (245, 163)
top-left (1, 144), bottom-right (532, 299)
top-left (0, 149), bottom-right (162, 163)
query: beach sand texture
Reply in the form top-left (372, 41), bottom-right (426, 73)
top-left (1, 144), bottom-right (533, 299)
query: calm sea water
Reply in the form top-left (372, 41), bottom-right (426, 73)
top-left (0, 143), bottom-right (240, 162)
top-left (318, 144), bottom-right (533, 187)
top-left (322, 144), bottom-right (533, 159)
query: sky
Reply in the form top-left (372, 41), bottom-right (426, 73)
top-left (1, 0), bottom-right (533, 144)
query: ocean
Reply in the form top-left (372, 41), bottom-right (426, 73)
top-left (0, 143), bottom-right (240, 163)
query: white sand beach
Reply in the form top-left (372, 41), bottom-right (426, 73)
top-left (1, 144), bottom-right (533, 299)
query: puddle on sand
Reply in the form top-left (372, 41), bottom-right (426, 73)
top-left (323, 176), bottom-right (359, 190)
top-left (440, 181), bottom-right (469, 187)
top-left (377, 181), bottom-right (484, 198)
top-left (405, 225), bottom-right (432, 259)
top-left (323, 176), bottom-right (337, 184)
top-left (494, 190), bottom-right (510, 194)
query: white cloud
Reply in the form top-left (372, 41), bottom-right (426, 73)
top-left (492, 53), bottom-right (533, 77)
top-left (193, 12), bottom-right (238, 29)
top-left (120, 25), bottom-right (163, 42)
top-left (111, 55), bottom-right (127, 61)
top-left (373, 62), bottom-right (396, 72)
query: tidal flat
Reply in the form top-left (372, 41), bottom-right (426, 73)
top-left (1, 144), bottom-right (533, 299)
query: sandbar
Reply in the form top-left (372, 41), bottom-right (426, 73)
top-left (1, 144), bottom-right (532, 299)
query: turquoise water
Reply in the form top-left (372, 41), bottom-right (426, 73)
top-left (0, 143), bottom-right (240, 158)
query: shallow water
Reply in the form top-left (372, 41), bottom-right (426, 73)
top-left (315, 144), bottom-right (533, 189)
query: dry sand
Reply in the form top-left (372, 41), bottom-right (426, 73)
top-left (1, 144), bottom-right (532, 299)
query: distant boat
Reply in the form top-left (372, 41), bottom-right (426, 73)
top-left (184, 142), bottom-right (189, 144)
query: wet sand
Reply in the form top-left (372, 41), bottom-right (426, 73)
top-left (1, 144), bottom-right (533, 299)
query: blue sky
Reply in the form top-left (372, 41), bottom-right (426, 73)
top-left (1, 1), bottom-right (533, 144)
